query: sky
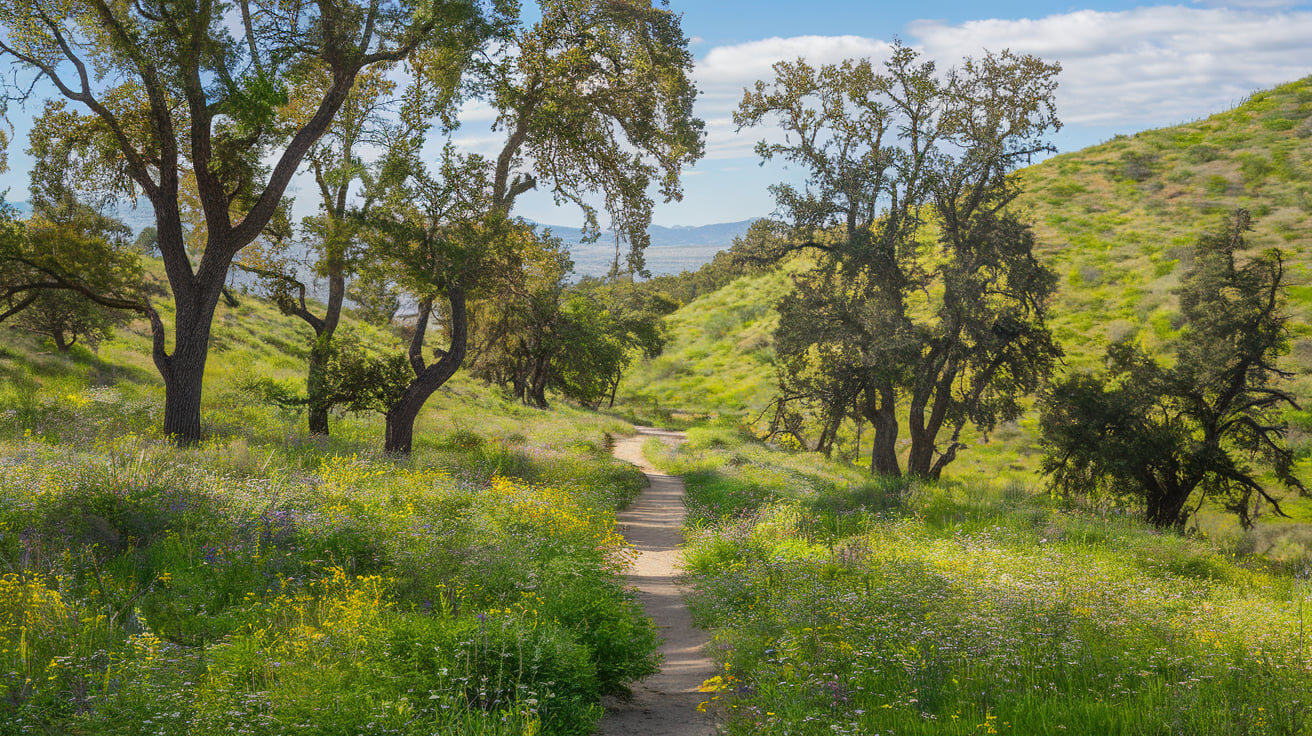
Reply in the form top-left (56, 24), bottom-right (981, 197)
top-left (5, 0), bottom-right (1312, 229)
top-left (508, 0), bottom-right (1312, 227)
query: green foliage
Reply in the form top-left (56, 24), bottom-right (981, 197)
top-left (351, 0), bottom-right (706, 449)
top-left (548, 287), bottom-right (669, 408)
top-left (346, 269), bottom-right (402, 327)
top-left (1041, 211), bottom-right (1305, 529)
top-left (240, 330), bottom-right (413, 418)
top-left (468, 226), bottom-right (676, 410)
top-left (0, 188), bottom-right (147, 337)
top-left (651, 431), bottom-right (1312, 736)
top-left (738, 43), bottom-right (1063, 478)
top-left (476, 0), bottom-right (705, 272)
top-left (1118, 150), bottom-right (1158, 182)
top-left (12, 288), bottom-right (128, 352)
top-left (0, 0), bottom-right (502, 445)
top-left (318, 331), bottom-right (415, 415)
top-left (628, 73), bottom-right (1312, 501)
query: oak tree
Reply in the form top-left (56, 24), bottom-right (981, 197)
top-left (475, 0), bottom-right (704, 269)
top-left (1041, 211), bottom-right (1305, 529)
top-left (365, 145), bottom-right (511, 452)
top-left (1, 108), bottom-right (151, 340)
top-left (471, 271), bottom-right (673, 409)
top-left (738, 44), bottom-right (1063, 478)
top-left (234, 67), bottom-right (420, 436)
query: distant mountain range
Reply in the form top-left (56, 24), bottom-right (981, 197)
top-left (534, 219), bottom-right (758, 250)
top-left (537, 219), bottom-right (758, 277)
top-left (6, 197), bottom-right (756, 278)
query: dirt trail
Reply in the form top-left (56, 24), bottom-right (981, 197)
top-left (595, 427), bottom-right (717, 736)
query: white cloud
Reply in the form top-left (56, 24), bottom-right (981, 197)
top-left (694, 7), bottom-right (1312, 162)
top-left (693, 36), bottom-right (891, 159)
top-left (909, 7), bottom-right (1312, 128)
top-left (455, 99), bottom-right (500, 125)
top-left (1192, 0), bottom-right (1301, 8)
top-left (696, 35), bottom-right (890, 90)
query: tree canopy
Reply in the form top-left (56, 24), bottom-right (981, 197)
top-left (477, 0), bottom-right (703, 272)
top-left (1, 111), bottom-right (151, 338)
top-left (1041, 210), bottom-right (1305, 529)
top-left (737, 43), bottom-right (1063, 478)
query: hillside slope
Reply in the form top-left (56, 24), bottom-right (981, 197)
top-left (619, 75), bottom-right (1312, 489)
top-left (1021, 76), bottom-right (1312, 370)
top-left (0, 270), bottom-right (661, 735)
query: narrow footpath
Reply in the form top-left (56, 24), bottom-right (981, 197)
top-left (596, 427), bottom-right (717, 736)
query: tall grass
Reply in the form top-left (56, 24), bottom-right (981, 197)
top-left (0, 295), bottom-right (656, 735)
top-left (650, 434), bottom-right (1312, 735)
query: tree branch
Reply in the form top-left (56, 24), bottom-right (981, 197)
top-left (231, 262), bottom-right (326, 333)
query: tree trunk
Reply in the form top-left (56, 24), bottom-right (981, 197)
top-left (385, 286), bottom-right (468, 454)
top-left (906, 362), bottom-right (958, 478)
top-left (865, 384), bottom-right (901, 477)
top-left (528, 353), bottom-right (549, 409)
top-left (159, 277), bottom-right (224, 445)
top-left (607, 371), bottom-right (621, 409)
top-left (1145, 478), bottom-right (1194, 530)
top-left (306, 342), bottom-right (331, 435)
top-left (305, 272), bottom-right (345, 436)
top-left (906, 428), bottom-right (935, 478)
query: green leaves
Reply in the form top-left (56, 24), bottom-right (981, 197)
top-left (742, 44), bottom-right (1063, 477)
top-left (1040, 210), bottom-right (1303, 529)
top-left (480, 0), bottom-right (703, 273)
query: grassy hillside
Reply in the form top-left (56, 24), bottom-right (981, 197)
top-left (0, 286), bottom-right (660, 735)
top-left (621, 263), bottom-right (799, 418)
top-left (1020, 76), bottom-right (1312, 372)
top-left (620, 76), bottom-right (1312, 493)
top-left (645, 429), bottom-right (1312, 735)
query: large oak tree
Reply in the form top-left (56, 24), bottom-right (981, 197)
top-left (1041, 211), bottom-right (1305, 529)
top-left (737, 44), bottom-right (1063, 478)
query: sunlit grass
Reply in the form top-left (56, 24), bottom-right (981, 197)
top-left (0, 287), bottom-right (654, 735)
top-left (650, 435), bottom-right (1312, 735)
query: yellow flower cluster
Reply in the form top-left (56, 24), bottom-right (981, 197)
top-left (318, 454), bottom-right (388, 490)
top-left (485, 475), bottom-right (636, 569)
top-left (488, 475), bottom-right (588, 536)
top-left (258, 567), bottom-right (395, 663)
top-left (0, 573), bottom-right (72, 683)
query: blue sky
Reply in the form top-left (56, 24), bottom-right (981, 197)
top-left (542, 0), bottom-right (1312, 227)
top-left (6, 1), bottom-right (1312, 229)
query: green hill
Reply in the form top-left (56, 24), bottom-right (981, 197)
top-left (625, 78), bottom-right (1312, 424)
top-left (1021, 77), bottom-right (1312, 370)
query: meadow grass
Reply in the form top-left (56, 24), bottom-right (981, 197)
top-left (647, 431), bottom-right (1312, 735)
top-left (0, 295), bottom-right (656, 735)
